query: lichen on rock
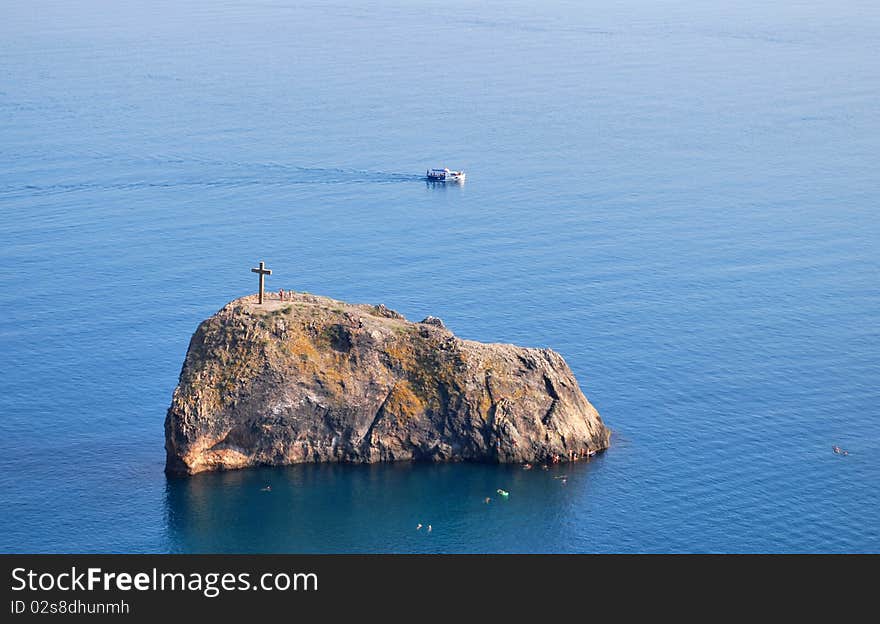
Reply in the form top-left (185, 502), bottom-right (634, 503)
top-left (165, 292), bottom-right (610, 475)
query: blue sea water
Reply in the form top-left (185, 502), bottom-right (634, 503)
top-left (1, 0), bottom-right (878, 553)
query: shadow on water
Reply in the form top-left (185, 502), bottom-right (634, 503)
top-left (163, 460), bottom-right (606, 553)
top-left (425, 179), bottom-right (466, 191)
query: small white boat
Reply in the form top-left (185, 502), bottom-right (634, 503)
top-left (426, 167), bottom-right (466, 182)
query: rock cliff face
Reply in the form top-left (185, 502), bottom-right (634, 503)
top-left (165, 293), bottom-right (610, 475)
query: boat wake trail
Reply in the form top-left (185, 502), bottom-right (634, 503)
top-left (0, 154), bottom-right (425, 200)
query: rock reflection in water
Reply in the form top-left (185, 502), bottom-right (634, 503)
top-left (163, 460), bottom-right (602, 553)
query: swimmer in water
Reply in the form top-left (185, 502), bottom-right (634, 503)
top-left (260, 485), bottom-right (271, 492)
top-left (416, 524), bottom-right (422, 530)
top-left (427, 525), bottom-right (432, 533)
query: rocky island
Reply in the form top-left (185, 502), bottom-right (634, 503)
top-left (165, 292), bottom-right (610, 475)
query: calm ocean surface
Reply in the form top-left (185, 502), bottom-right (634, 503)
top-left (1, 0), bottom-right (878, 553)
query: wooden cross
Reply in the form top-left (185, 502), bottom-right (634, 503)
top-left (251, 261), bottom-right (272, 304)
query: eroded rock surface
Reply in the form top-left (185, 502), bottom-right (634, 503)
top-left (165, 293), bottom-right (610, 475)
